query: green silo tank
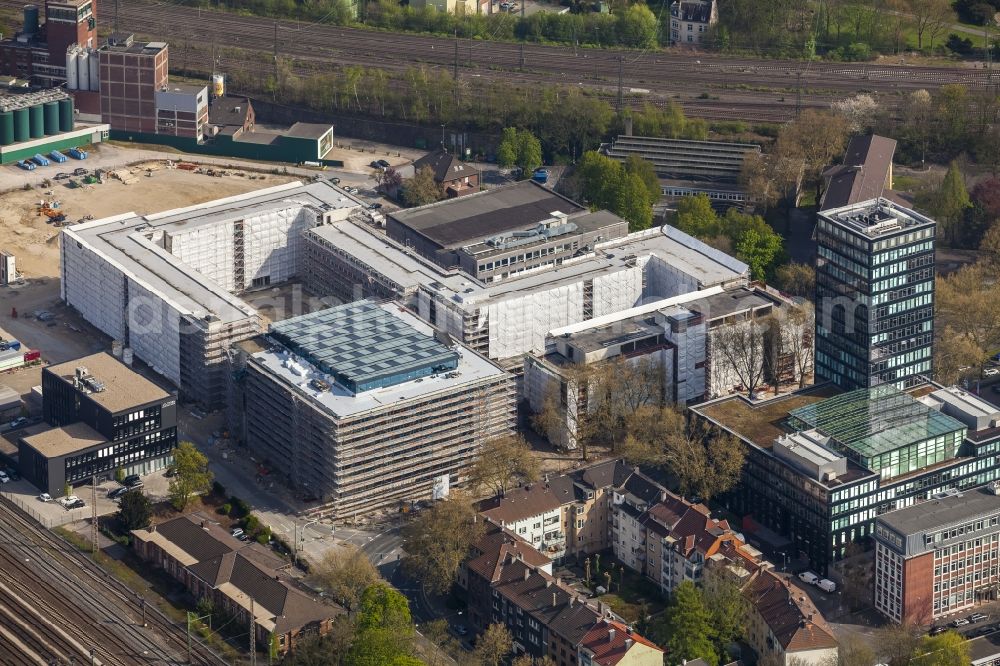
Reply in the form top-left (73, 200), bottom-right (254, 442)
top-left (0, 112), bottom-right (13, 146)
top-left (58, 98), bottom-right (73, 132)
top-left (43, 101), bottom-right (59, 135)
top-left (13, 108), bottom-right (28, 142)
top-left (29, 104), bottom-right (44, 138)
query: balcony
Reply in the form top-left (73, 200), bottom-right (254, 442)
top-left (542, 531), bottom-right (566, 557)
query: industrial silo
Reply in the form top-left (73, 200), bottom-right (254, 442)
top-left (22, 5), bottom-right (38, 35)
top-left (0, 112), bottom-right (13, 146)
top-left (77, 50), bottom-right (90, 92)
top-left (65, 47), bottom-right (78, 90)
top-left (13, 107), bottom-right (29, 142)
top-left (43, 101), bottom-right (58, 135)
top-left (28, 103), bottom-right (43, 138)
top-left (88, 49), bottom-right (99, 91)
top-left (58, 98), bottom-right (73, 132)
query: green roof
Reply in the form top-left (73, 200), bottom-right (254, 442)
top-left (786, 385), bottom-right (966, 460)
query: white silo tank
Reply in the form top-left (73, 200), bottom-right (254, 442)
top-left (111, 340), bottom-right (123, 358)
top-left (88, 48), bottom-right (99, 91)
top-left (65, 47), bottom-right (78, 90)
top-left (77, 49), bottom-right (90, 92)
top-left (122, 347), bottom-right (133, 366)
top-left (212, 73), bottom-right (225, 98)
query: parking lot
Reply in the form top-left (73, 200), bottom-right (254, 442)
top-left (0, 467), bottom-right (171, 528)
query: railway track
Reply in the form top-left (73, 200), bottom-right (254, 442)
top-left (0, 496), bottom-right (228, 665)
top-left (0, 0), bottom-right (985, 121)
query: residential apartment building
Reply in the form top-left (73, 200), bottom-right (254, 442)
top-left (669, 0), bottom-right (717, 45)
top-left (693, 383), bottom-right (1000, 575)
top-left (744, 571), bottom-right (839, 666)
top-left (874, 483), bottom-right (1000, 625)
top-left (411, 146), bottom-right (480, 198)
top-left (132, 513), bottom-right (339, 654)
top-left (578, 620), bottom-right (665, 666)
top-left (612, 483), bottom-right (768, 596)
top-left (19, 352), bottom-right (176, 495)
top-left (524, 284), bottom-right (805, 449)
top-left (233, 300), bottom-right (515, 518)
top-left (478, 460), bottom-right (657, 561)
top-left (815, 198), bottom-right (936, 391)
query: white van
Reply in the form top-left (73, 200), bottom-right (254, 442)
top-left (798, 571), bottom-right (819, 585)
top-left (817, 578), bottom-right (837, 592)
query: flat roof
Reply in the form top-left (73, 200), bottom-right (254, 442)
top-left (268, 300), bottom-right (459, 393)
top-left (307, 220), bottom-right (747, 312)
top-left (22, 422), bottom-right (106, 458)
top-left (285, 122), bottom-right (332, 139)
top-left (157, 84), bottom-right (206, 95)
top-left (388, 180), bottom-right (585, 248)
top-left (777, 430), bottom-right (842, 465)
top-left (249, 303), bottom-right (509, 419)
top-left (46, 352), bottom-right (170, 413)
top-left (787, 385), bottom-right (967, 461)
top-left (65, 181), bottom-right (361, 326)
top-left (878, 486), bottom-right (1000, 537)
top-left (819, 197), bottom-right (935, 239)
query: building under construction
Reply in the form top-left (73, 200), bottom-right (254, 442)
top-left (231, 300), bottom-right (515, 517)
top-left (60, 180), bottom-right (364, 408)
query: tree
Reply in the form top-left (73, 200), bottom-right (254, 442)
top-left (786, 303), bottom-right (815, 388)
top-left (376, 166), bottom-right (403, 196)
top-left (616, 171), bottom-right (655, 231)
top-left (837, 635), bottom-right (876, 666)
top-left (401, 166), bottom-right (443, 207)
top-left (735, 226), bottom-right (783, 281)
top-left (773, 262), bottom-right (815, 298)
top-left (936, 263), bottom-right (1000, 374)
top-left (981, 221), bottom-right (1000, 270)
top-left (910, 0), bottom-right (953, 50)
top-left (574, 151), bottom-right (655, 232)
top-left (497, 127), bottom-right (542, 175)
top-left (116, 489), bottom-right (152, 532)
top-left (661, 582), bottom-right (718, 666)
top-left (931, 161), bottom-right (971, 246)
top-left (582, 356), bottom-right (664, 450)
top-left (472, 623), bottom-right (513, 666)
top-left (402, 495), bottom-right (484, 595)
top-left (512, 657), bottom-right (556, 666)
top-left (310, 545), bottom-right (380, 613)
top-left (168, 441), bottom-right (213, 511)
top-left (623, 407), bottom-right (745, 502)
top-left (281, 615), bottom-right (355, 665)
top-left (347, 583), bottom-right (418, 665)
top-left (468, 435), bottom-right (540, 498)
top-left (701, 565), bottom-right (748, 651)
top-left (913, 631), bottom-right (969, 666)
top-left (421, 619), bottom-right (463, 665)
top-left (775, 109), bottom-right (850, 200)
top-left (712, 318), bottom-right (767, 398)
top-left (623, 154), bottom-right (660, 209)
top-left (832, 94), bottom-right (879, 133)
top-left (873, 623), bottom-right (922, 666)
top-left (673, 194), bottom-right (720, 238)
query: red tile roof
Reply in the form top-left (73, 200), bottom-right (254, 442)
top-left (579, 619), bottom-right (664, 666)
top-left (744, 571), bottom-right (837, 652)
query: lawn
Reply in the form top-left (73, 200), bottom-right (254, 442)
top-left (584, 556), bottom-right (667, 625)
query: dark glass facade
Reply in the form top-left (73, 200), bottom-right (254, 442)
top-left (815, 200), bottom-right (936, 391)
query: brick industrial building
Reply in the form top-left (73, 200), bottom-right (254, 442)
top-left (231, 300), bottom-right (515, 517)
top-left (875, 484), bottom-right (1000, 625)
top-left (18, 352), bottom-right (177, 495)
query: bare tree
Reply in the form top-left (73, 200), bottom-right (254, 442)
top-left (309, 544), bottom-right (380, 613)
top-left (712, 318), bottom-right (766, 399)
top-left (786, 303), bottom-right (815, 389)
top-left (468, 435), bottom-right (540, 498)
top-left (402, 494), bottom-right (484, 595)
top-left (775, 109), bottom-right (850, 201)
top-left (472, 623), bottom-right (513, 666)
top-left (582, 356), bottom-right (664, 449)
top-left (874, 623), bottom-right (923, 666)
top-left (910, 0), bottom-right (953, 50)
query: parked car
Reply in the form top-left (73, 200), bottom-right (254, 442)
top-left (985, 368), bottom-right (1000, 377)
top-left (328, 176), bottom-right (341, 184)
top-left (369, 160), bottom-right (381, 169)
top-left (9, 417), bottom-right (29, 429)
top-left (376, 159), bottom-right (390, 169)
top-left (59, 495), bottom-right (80, 507)
top-left (107, 486), bottom-right (129, 500)
top-left (368, 203), bottom-right (383, 210)
top-left (38, 493), bottom-right (52, 502)
top-left (231, 528), bottom-right (245, 539)
top-left (0, 471), bottom-right (9, 483)
top-left (123, 474), bottom-right (142, 488)
top-left (798, 571), bottom-right (819, 585)
top-left (952, 617), bottom-right (970, 627)
top-left (66, 498), bottom-right (85, 509)
top-left (969, 612), bottom-right (990, 623)
top-left (929, 625), bottom-right (949, 635)
top-left (453, 625), bottom-right (469, 636)
top-left (817, 579), bottom-right (837, 593)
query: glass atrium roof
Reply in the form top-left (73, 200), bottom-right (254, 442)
top-left (786, 385), bottom-right (966, 460)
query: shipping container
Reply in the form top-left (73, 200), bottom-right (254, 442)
top-left (23, 350), bottom-right (40, 363)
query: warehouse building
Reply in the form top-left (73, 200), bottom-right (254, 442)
top-left (304, 218), bottom-right (749, 375)
top-left (60, 181), bottom-right (364, 408)
top-left (231, 300), bottom-right (515, 518)
top-left (18, 352), bottom-right (177, 495)
top-left (386, 180), bottom-right (629, 281)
